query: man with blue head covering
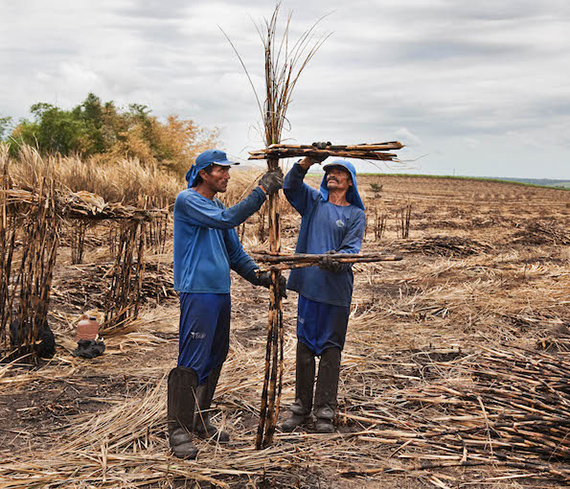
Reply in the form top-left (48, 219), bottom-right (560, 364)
top-left (281, 150), bottom-right (366, 434)
top-left (168, 149), bottom-right (284, 459)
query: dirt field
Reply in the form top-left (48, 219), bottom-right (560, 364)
top-left (1, 174), bottom-right (569, 488)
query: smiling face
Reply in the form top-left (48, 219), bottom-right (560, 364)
top-left (326, 166), bottom-right (352, 193)
top-left (199, 164), bottom-right (231, 195)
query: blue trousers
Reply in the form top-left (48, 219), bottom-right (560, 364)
top-left (178, 292), bottom-right (231, 385)
top-left (296, 295), bottom-right (350, 355)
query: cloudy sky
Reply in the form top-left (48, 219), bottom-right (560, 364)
top-left (1, 0), bottom-right (569, 179)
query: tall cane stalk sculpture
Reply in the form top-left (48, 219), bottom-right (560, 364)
top-left (225, 6), bottom-right (403, 448)
top-left (254, 6), bottom-right (328, 449)
top-left (222, 5), bottom-right (328, 448)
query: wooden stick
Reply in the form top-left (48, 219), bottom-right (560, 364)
top-left (267, 142), bottom-right (404, 150)
top-left (252, 252), bottom-right (403, 263)
top-left (256, 155), bottom-right (283, 449)
top-left (249, 150), bottom-right (399, 161)
top-left (253, 252), bottom-right (403, 272)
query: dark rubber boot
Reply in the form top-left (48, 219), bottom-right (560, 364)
top-left (193, 364), bottom-right (230, 443)
top-left (314, 347), bottom-right (341, 433)
top-left (281, 342), bottom-right (315, 432)
top-left (167, 367), bottom-right (198, 459)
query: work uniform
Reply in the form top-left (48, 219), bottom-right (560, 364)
top-left (284, 162), bottom-right (366, 353)
top-left (282, 160), bottom-right (366, 432)
top-left (167, 148), bottom-right (282, 459)
top-left (173, 186), bottom-right (266, 383)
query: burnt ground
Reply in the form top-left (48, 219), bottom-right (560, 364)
top-left (2, 175), bottom-right (570, 488)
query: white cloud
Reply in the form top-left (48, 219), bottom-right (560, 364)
top-left (0, 0), bottom-right (568, 178)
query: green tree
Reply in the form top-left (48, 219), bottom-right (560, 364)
top-left (12, 102), bottom-right (87, 155)
top-left (9, 94), bottom-right (219, 178)
top-left (71, 92), bottom-right (106, 154)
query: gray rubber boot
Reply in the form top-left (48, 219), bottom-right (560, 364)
top-left (313, 347), bottom-right (341, 433)
top-left (193, 364), bottom-right (230, 443)
top-left (281, 341), bottom-right (315, 432)
top-left (167, 366), bottom-right (198, 459)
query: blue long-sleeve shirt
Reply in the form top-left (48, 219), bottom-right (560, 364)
top-left (173, 186), bottom-right (266, 293)
top-left (283, 163), bottom-right (366, 307)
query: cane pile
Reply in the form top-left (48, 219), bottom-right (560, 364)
top-left (337, 345), bottom-right (570, 484)
top-left (1, 341), bottom-right (568, 487)
top-left (248, 142), bottom-right (404, 162)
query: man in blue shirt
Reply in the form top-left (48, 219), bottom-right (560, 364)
top-left (281, 154), bottom-right (366, 433)
top-left (169, 149), bottom-right (283, 459)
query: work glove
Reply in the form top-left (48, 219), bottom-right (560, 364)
top-left (312, 141), bottom-right (332, 149)
top-left (255, 271), bottom-right (287, 298)
top-left (309, 141), bottom-right (331, 163)
top-left (259, 168), bottom-right (283, 195)
top-left (318, 250), bottom-right (351, 273)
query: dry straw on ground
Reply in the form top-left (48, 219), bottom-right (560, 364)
top-left (2, 170), bottom-right (570, 488)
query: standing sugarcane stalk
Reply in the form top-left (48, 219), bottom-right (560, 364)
top-left (0, 156), bottom-right (13, 350)
top-left (103, 219), bottom-right (146, 334)
top-left (223, 4), bottom-right (329, 448)
top-left (256, 157), bottom-right (284, 448)
top-left (11, 174), bottom-right (59, 361)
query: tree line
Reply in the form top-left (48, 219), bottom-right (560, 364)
top-left (0, 93), bottom-right (219, 178)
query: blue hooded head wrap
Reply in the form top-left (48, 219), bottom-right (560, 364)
top-left (319, 159), bottom-right (365, 210)
top-left (185, 149), bottom-right (239, 188)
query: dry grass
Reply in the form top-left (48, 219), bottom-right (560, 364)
top-left (4, 143), bottom-right (181, 207)
top-left (2, 168), bottom-right (570, 487)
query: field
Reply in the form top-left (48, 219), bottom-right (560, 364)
top-left (1, 171), bottom-right (570, 488)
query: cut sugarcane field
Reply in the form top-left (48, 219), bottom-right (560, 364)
top-left (2, 4), bottom-right (570, 489)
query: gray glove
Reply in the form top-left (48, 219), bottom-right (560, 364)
top-left (309, 141), bottom-right (331, 163)
top-left (259, 168), bottom-right (283, 195)
top-left (255, 271), bottom-right (287, 298)
top-left (318, 250), bottom-right (351, 273)
top-left (312, 141), bottom-right (332, 149)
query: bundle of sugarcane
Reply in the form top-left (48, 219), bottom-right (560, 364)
top-left (2, 174), bottom-right (60, 361)
top-left (103, 220), bottom-right (146, 334)
top-left (337, 345), bottom-right (570, 483)
top-left (248, 141), bottom-right (404, 161)
top-left (252, 252), bottom-right (403, 272)
top-left (1, 187), bottom-right (167, 222)
top-left (224, 4), bottom-right (329, 449)
top-left (0, 155), bottom-right (15, 352)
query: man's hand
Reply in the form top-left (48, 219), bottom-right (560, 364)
top-left (256, 271), bottom-right (287, 298)
top-left (312, 141), bottom-right (331, 150)
top-left (299, 142), bottom-right (331, 169)
top-left (259, 168), bottom-right (283, 195)
top-left (318, 250), bottom-right (350, 273)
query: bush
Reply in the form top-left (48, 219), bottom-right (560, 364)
top-left (8, 93), bottom-right (219, 180)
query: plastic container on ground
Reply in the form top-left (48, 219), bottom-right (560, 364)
top-left (76, 316), bottom-right (99, 342)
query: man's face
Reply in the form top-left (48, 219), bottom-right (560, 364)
top-left (326, 167), bottom-right (352, 193)
top-left (200, 164), bottom-right (231, 194)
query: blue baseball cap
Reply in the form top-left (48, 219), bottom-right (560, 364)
top-left (195, 149), bottom-right (239, 167)
top-left (186, 149), bottom-right (239, 187)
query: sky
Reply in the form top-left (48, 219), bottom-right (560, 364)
top-left (1, 0), bottom-right (569, 179)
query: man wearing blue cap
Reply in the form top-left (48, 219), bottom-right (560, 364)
top-left (281, 152), bottom-right (366, 434)
top-left (168, 149), bottom-right (283, 459)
